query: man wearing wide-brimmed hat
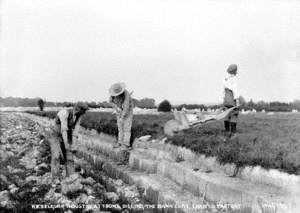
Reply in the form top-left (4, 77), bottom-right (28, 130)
top-left (53, 102), bottom-right (89, 177)
top-left (109, 82), bottom-right (134, 149)
top-left (223, 64), bottom-right (239, 135)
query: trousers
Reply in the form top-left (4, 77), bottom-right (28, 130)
top-left (224, 106), bottom-right (239, 123)
top-left (117, 110), bottom-right (133, 147)
top-left (53, 124), bottom-right (75, 176)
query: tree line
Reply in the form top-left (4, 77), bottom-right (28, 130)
top-left (1, 96), bottom-right (300, 112)
top-left (208, 97), bottom-right (300, 112)
top-left (0, 97), bottom-right (156, 109)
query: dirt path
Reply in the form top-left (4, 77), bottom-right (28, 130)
top-left (0, 112), bottom-right (119, 213)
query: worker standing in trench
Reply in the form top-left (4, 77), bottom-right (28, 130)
top-left (223, 64), bottom-right (240, 135)
top-left (109, 82), bottom-right (134, 150)
top-left (51, 102), bottom-right (89, 177)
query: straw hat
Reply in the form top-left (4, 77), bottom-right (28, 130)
top-left (227, 64), bottom-right (238, 75)
top-left (109, 82), bottom-right (126, 97)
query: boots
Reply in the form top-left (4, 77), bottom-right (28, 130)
top-left (224, 121), bottom-right (237, 139)
top-left (224, 121), bottom-right (230, 132)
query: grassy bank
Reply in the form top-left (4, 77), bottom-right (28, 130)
top-left (172, 113), bottom-right (300, 174)
top-left (25, 110), bottom-right (300, 174)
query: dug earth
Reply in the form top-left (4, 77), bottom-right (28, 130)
top-left (0, 112), bottom-right (119, 213)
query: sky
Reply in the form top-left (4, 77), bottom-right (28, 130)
top-left (1, 0), bottom-right (300, 104)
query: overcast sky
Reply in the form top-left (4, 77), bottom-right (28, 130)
top-left (1, 0), bottom-right (300, 104)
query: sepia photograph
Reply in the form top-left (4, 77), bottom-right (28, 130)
top-left (0, 0), bottom-right (300, 212)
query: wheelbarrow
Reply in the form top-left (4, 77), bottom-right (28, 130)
top-left (164, 106), bottom-right (238, 137)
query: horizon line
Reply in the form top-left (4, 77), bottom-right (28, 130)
top-left (1, 96), bottom-right (299, 106)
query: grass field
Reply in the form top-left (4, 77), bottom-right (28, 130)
top-left (25, 110), bottom-right (300, 175)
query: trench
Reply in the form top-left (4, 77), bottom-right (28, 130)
top-left (72, 132), bottom-right (187, 213)
top-left (74, 154), bottom-right (159, 213)
top-left (22, 112), bottom-right (161, 213)
top-left (18, 112), bottom-right (299, 213)
top-left (72, 129), bottom-right (219, 213)
top-left (0, 112), bottom-right (156, 213)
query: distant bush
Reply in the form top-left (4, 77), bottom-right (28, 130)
top-left (158, 100), bottom-right (172, 112)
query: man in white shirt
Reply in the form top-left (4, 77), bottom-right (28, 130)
top-left (53, 102), bottom-right (88, 177)
top-left (109, 82), bottom-right (134, 149)
top-left (223, 64), bottom-right (239, 134)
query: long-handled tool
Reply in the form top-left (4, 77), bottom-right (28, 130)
top-left (164, 106), bottom-right (238, 137)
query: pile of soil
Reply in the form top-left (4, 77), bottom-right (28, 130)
top-left (0, 113), bottom-right (111, 213)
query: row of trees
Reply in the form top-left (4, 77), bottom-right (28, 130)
top-left (0, 97), bottom-right (77, 108)
top-left (240, 99), bottom-right (300, 112)
top-left (1, 96), bottom-right (300, 112)
top-left (161, 97), bottom-right (300, 112)
top-left (0, 97), bottom-right (156, 110)
top-left (208, 97), bottom-right (300, 112)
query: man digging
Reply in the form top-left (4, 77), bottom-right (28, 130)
top-left (51, 102), bottom-right (89, 177)
top-left (109, 82), bottom-right (134, 150)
